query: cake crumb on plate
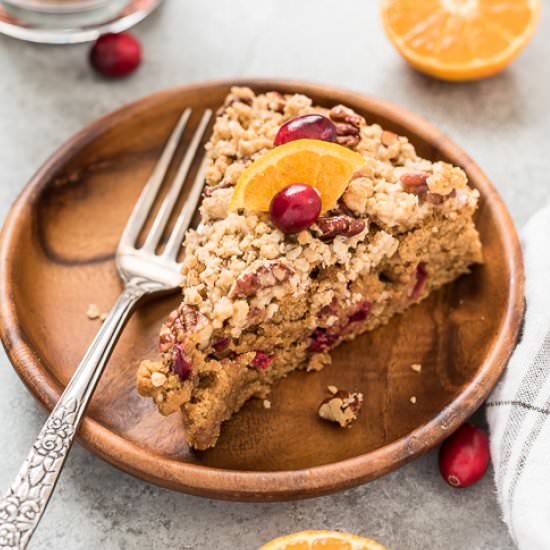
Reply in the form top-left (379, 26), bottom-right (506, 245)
top-left (318, 390), bottom-right (363, 428)
top-left (410, 363), bottom-right (422, 373)
top-left (86, 304), bottom-right (101, 320)
top-left (263, 399), bottom-right (272, 409)
top-left (410, 395), bottom-right (417, 404)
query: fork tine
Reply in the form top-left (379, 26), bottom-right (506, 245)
top-left (141, 109), bottom-right (212, 254)
top-left (118, 109), bottom-right (191, 249)
top-left (162, 153), bottom-right (209, 261)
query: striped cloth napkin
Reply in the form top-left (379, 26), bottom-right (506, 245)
top-left (487, 203), bottom-right (550, 550)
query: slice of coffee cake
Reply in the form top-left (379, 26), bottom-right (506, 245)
top-left (137, 87), bottom-right (482, 450)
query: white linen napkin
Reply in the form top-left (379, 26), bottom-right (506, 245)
top-left (486, 203), bottom-right (550, 550)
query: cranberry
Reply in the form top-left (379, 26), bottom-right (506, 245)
top-left (316, 215), bottom-right (366, 241)
top-left (409, 262), bottom-right (428, 300)
top-left (252, 351), bottom-right (273, 369)
top-left (213, 337), bottom-right (230, 353)
top-left (308, 328), bottom-right (338, 353)
top-left (439, 424), bottom-right (490, 488)
top-left (270, 184), bottom-right (322, 234)
top-left (274, 114), bottom-right (337, 146)
top-left (173, 345), bottom-right (191, 381)
top-left (90, 32), bottom-right (142, 78)
top-left (348, 301), bottom-right (371, 323)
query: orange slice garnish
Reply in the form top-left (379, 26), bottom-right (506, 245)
top-left (259, 530), bottom-right (388, 550)
top-left (229, 139), bottom-right (365, 213)
top-left (381, 0), bottom-right (541, 81)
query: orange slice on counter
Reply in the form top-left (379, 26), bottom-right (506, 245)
top-left (229, 139), bottom-right (365, 213)
top-left (258, 530), bottom-right (388, 550)
top-left (380, 0), bottom-right (541, 81)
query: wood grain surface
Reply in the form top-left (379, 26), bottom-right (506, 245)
top-left (0, 80), bottom-right (524, 501)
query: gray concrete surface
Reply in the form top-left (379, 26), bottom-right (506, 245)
top-left (0, 1), bottom-right (548, 548)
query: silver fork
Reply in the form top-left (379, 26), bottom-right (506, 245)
top-left (0, 108), bottom-right (212, 550)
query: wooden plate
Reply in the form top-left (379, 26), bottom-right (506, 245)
top-left (0, 80), bottom-right (524, 501)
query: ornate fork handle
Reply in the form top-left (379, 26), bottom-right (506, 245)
top-left (0, 280), bottom-right (156, 550)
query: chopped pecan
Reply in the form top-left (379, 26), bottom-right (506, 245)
top-left (247, 306), bottom-right (263, 321)
top-left (203, 180), bottom-right (233, 197)
top-left (425, 192), bottom-right (445, 205)
top-left (315, 215), bottom-right (366, 240)
top-left (234, 96), bottom-right (252, 106)
top-left (159, 305), bottom-right (204, 352)
top-left (318, 390), bottom-right (364, 428)
top-left (400, 172), bottom-right (429, 194)
top-left (229, 261), bottom-right (292, 299)
top-left (400, 172), bottom-right (451, 206)
top-left (381, 130), bottom-right (398, 147)
top-left (266, 91), bottom-right (286, 113)
top-left (333, 201), bottom-right (357, 218)
top-left (225, 88), bottom-right (254, 107)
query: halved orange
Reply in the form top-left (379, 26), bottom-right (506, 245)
top-left (259, 530), bottom-right (387, 550)
top-left (229, 139), bottom-right (365, 213)
top-left (381, 0), bottom-right (541, 81)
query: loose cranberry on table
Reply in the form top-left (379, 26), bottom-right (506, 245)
top-left (439, 423), bottom-right (490, 488)
top-left (89, 32), bottom-right (142, 78)
top-left (274, 114), bottom-right (337, 146)
top-left (269, 183), bottom-right (322, 234)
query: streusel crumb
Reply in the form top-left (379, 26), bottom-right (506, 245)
top-left (318, 390), bottom-right (364, 428)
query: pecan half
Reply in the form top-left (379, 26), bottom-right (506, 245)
top-left (329, 105), bottom-right (364, 148)
top-left (334, 123), bottom-right (361, 147)
top-left (315, 215), bottom-right (366, 240)
top-left (229, 261), bottom-right (292, 299)
top-left (329, 105), bottom-right (364, 127)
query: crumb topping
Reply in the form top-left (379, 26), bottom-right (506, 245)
top-left (136, 87), bottom-right (483, 450)
top-left (175, 88), bottom-right (479, 341)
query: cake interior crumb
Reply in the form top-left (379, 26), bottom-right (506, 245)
top-left (86, 304), bottom-right (101, 320)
